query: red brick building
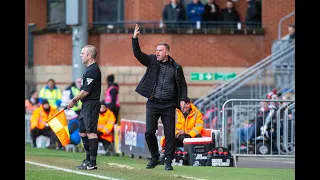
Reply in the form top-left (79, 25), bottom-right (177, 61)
top-left (26, 0), bottom-right (294, 67)
top-left (25, 0), bottom-right (295, 120)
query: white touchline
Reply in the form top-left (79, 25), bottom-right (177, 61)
top-left (173, 175), bottom-right (205, 180)
top-left (107, 162), bottom-right (205, 180)
top-left (25, 161), bottom-right (123, 180)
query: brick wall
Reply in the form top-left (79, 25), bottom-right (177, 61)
top-left (262, 0), bottom-right (295, 56)
top-left (28, 0), bottom-right (295, 67)
top-left (88, 0), bottom-right (94, 26)
top-left (33, 33), bottom-right (264, 67)
top-left (27, 0), bottom-right (295, 121)
top-left (27, 0), bottom-right (47, 29)
top-left (33, 34), bottom-right (72, 65)
top-left (27, 0), bottom-right (94, 29)
top-left (99, 34), bottom-right (264, 67)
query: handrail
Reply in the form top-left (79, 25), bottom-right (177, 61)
top-left (209, 49), bottom-right (294, 115)
top-left (282, 102), bottom-right (295, 153)
top-left (90, 20), bottom-right (262, 30)
top-left (91, 20), bottom-right (260, 25)
top-left (278, 11), bottom-right (295, 40)
top-left (194, 41), bottom-right (295, 107)
top-left (276, 102), bottom-right (294, 155)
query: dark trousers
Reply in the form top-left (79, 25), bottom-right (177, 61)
top-left (114, 107), bottom-right (120, 124)
top-left (175, 138), bottom-right (184, 148)
top-left (31, 127), bottom-right (59, 147)
top-left (145, 99), bottom-right (176, 160)
top-left (98, 136), bottom-right (111, 151)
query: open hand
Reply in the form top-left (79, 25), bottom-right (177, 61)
top-left (133, 24), bottom-right (140, 38)
top-left (180, 101), bottom-right (186, 110)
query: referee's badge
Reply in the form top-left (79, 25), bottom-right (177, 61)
top-left (86, 78), bottom-right (93, 85)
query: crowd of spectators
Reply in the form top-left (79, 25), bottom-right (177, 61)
top-left (162, 0), bottom-right (261, 28)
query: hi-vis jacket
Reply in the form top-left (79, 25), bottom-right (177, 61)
top-left (38, 86), bottom-right (62, 109)
top-left (160, 103), bottom-right (204, 147)
top-left (30, 105), bottom-right (58, 130)
top-left (97, 109), bottom-right (116, 143)
top-left (175, 103), bottom-right (204, 138)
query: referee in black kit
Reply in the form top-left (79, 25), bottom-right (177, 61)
top-left (132, 24), bottom-right (188, 171)
top-left (67, 45), bottom-right (101, 170)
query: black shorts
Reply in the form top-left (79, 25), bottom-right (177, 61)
top-left (79, 100), bottom-right (100, 133)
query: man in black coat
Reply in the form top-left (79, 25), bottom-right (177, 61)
top-left (202, 0), bottom-right (220, 26)
top-left (132, 24), bottom-right (188, 171)
top-left (220, 1), bottom-right (240, 28)
top-left (245, 0), bottom-right (262, 28)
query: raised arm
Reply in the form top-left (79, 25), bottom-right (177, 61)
top-left (132, 24), bottom-right (150, 67)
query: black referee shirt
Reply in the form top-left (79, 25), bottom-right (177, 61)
top-left (80, 62), bottom-right (101, 101)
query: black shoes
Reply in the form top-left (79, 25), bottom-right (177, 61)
top-left (164, 159), bottom-right (173, 170)
top-left (76, 159), bottom-right (89, 169)
top-left (146, 154), bottom-right (173, 170)
top-left (76, 160), bottom-right (98, 170)
top-left (86, 163), bottom-right (98, 170)
top-left (146, 158), bottom-right (160, 169)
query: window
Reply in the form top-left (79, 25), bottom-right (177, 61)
top-left (93, 0), bottom-right (124, 25)
top-left (47, 0), bottom-right (66, 28)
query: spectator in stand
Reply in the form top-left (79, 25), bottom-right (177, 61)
top-left (245, 0), bottom-right (261, 28)
top-left (202, 0), bottom-right (220, 28)
top-left (160, 97), bottom-right (204, 148)
top-left (162, 0), bottom-right (187, 28)
top-left (285, 24), bottom-right (295, 40)
top-left (186, 0), bottom-right (205, 22)
top-left (219, 1), bottom-right (240, 28)
top-left (97, 102), bottom-right (116, 156)
top-left (66, 109), bottom-right (81, 146)
top-left (104, 74), bottom-right (120, 124)
top-left (38, 78), bottom-right (62, 109)
top-left (30, 99), bottom-right (62, 149)
top-left (235, 101), bottom-right (270, 148)
top-left (61, 78), bottom-right (82, 115)
top-left (25, 90), bottom-right (39, 113)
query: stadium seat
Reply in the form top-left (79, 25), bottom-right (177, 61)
top-left (65, 144), bottom-right (77, 153)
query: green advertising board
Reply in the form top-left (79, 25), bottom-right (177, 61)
top-left (214, 72), bottom-right (237, 80)
top-left (190, 72), bottom-right (237, 81)
top-left (190, 72), bottom-right (213, 81)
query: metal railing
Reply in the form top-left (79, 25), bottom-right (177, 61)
top-left (91, 20), bottom-right (262, 30)
top-left (194, 40), bottom-right (294, 130)
top-left (25, 113), bottom-right (32, 144)
top-left (278, 11), bottom-right (295, 40)
top-left (221, 99), bottom-right (295, 164)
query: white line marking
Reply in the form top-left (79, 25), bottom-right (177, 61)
top-left (26, 160), bottom-right (206, 180)
top-left (108, 162), bottom-right (206, 180)
top-left (25, 161), bottom-right (123, 180)
top-left (107, 163), bottom-right (136, 170)
top-left (173, 175), bottom-right (205, 180)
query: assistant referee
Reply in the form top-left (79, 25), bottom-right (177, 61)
top-left (67, 45), bottom-right (101, 170)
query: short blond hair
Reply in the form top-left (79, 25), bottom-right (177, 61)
top-left (83, 45), bottom-right (97, 59)
top-left (157, 42), bottom-right (170, 52)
